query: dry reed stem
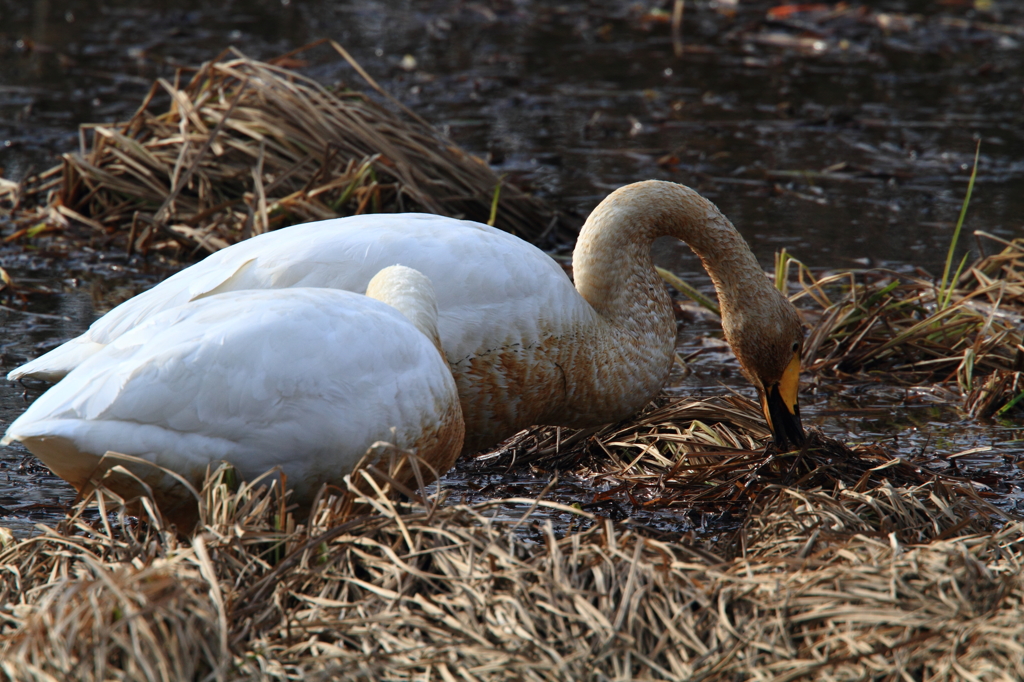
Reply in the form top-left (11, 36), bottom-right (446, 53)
top-left (1, 463), bottom-right (1022, 681)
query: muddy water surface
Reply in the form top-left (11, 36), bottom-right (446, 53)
top-left (2, 0), bottom-right (1024, 534)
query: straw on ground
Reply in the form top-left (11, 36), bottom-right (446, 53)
top-left (1, 460), bottom-right (1022, 681)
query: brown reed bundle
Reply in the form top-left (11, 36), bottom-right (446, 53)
top-left (2, 43), bottom-right (565, 257)
top-left (796, 237), bottom-right (1021, 379)
top-left (653, 237), bottom-right (1024, 424)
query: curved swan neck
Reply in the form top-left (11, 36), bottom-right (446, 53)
top-left (573, 181), bottom-right (769, 324)
top-left (366, 265), bottom-right (444, 352)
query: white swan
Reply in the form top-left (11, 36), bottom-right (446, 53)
top-left (8, 180), bottom-right (805, 450)
top-left (2, 266), bottom-right (464, 522)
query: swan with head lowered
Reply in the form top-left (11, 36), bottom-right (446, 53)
top-left (2, 265), bottom-right (464, 523)
top-left (8, 180), bottom-right (805, 452)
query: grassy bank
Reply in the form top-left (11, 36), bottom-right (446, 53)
top-left (1, 465), bottom-right (1021, 681)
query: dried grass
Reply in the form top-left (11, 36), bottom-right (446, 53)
top-left (474, 394), bottom-right (1005, 528)
top-left (791, 233), bottom-right (1024, 418)
top-left (0, 43), bottom-right (566, 256)
top-left (1, 459), bottom-right (1022, 681)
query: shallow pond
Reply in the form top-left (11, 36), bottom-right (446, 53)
top-left (2, 0), bottom-right (1024, 534)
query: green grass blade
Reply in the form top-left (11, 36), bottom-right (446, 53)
top-left (488, 178), bottom-right (503, 227)
top-left (775, 249), bottom-right (792, 293)
top-left (861, 279), bottom-right (901, 310)
top-left (656, 266), bottom-right (721, 316)
top-left (996, 388), bottom-right (1024, 417)
top-left (939, 141), bottom-right (980, 308)
top-left (940, 251), bottom-right (971, 310)
top-left (959, 347), bottom-right (975, 393)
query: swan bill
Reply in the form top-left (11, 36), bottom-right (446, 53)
top-left (760, 351), bottom-right (805, 450)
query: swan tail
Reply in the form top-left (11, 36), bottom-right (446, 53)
top-left (6, 337), bottom-right (106, 382)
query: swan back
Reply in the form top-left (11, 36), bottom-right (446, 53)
top-left (7, 215), bottom-right (585, 451)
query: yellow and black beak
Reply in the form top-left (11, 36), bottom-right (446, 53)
top-left (760, 351), bottom-right (805, 450)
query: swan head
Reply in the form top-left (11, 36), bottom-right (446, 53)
top-left (366, 265), bottom-right (443, 352)
top-left (722, 288), bottom-right (806, 450)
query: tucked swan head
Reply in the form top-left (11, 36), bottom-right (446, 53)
top-left (365, 265), bottom-right (443, 353)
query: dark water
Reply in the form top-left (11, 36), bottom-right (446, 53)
top-left (2, 0), bottom-right (1024, 534)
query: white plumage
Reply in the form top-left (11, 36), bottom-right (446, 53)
top-left (3, 266), bottom-right (464, 522)
top-left (12, 213), bottom-right (569, 383)
top-left (11, 213), bottom-right (589, 452)
top-left (8, 180), bottom-right (806, 453)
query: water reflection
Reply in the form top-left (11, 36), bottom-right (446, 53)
top-left (3, 0), bottom-right (1023, 270)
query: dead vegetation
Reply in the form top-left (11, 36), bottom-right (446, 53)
top-left (471, 393), bottom-right (1008, 529)
top-left (0, 459), bottom-right (1021, 681)
top-left (783, 233), bottom-right (1024, 418)
top-left (0, 42), bottom-right (567, 257)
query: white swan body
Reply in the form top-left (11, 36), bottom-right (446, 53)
top-left (3, 266), bottom-right (464, 519)
top-left (9, 181), bottom-right (805, 450)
